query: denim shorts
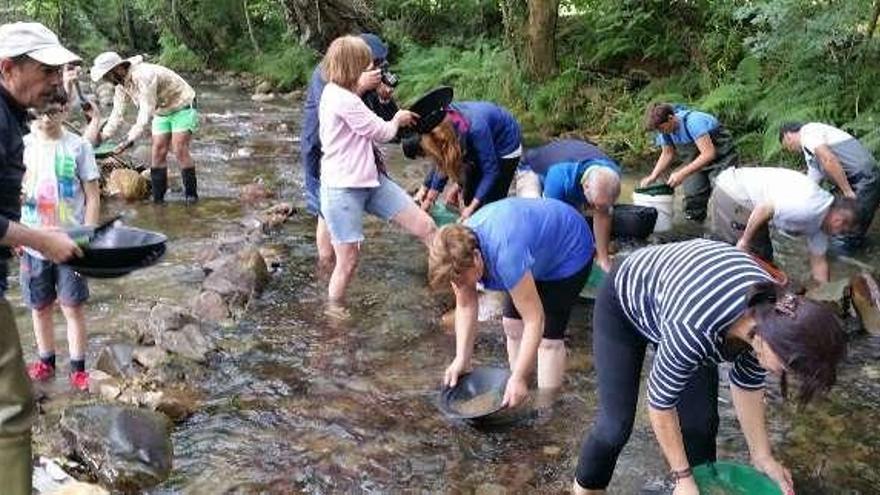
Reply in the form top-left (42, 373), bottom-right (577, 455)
top-left (20, 252), bottom-right (89, 309)
top-left (320, 174), bottom-right (414, 244)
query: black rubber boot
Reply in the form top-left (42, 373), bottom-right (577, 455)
top-left (150, 168), bottom-right (168, 204)
top-left (181, 168), bottom-right (199, 204)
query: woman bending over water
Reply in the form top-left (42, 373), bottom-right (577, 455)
top-left (573, 239), bottom-right (846, 495)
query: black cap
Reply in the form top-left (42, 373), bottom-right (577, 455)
top-left (410, 86), bottom-right (453, 134)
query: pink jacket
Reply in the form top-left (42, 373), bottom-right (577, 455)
top-left (318, 82), bottom-right (398, 188)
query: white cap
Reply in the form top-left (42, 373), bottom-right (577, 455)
top-left (90, 51), bottom-right (131, 82)
top-left (0, 22), bottom-right (80, 66)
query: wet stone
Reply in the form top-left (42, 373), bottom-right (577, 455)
top-left (95, 343), bottom-right (136, 378)
top-left (88, 370), bottom-right (122, 400)
top-left (60, 405), bottom-right (172, 493)
top-left (191, 290), bottom-right (230, 322)
top-left (475, 483), bottom-right (508, 495)
top-left (154, 322), bottom-right (213, 363)
top-left (254, 81), bottom-right (273, 94)
top-left (132, 346), bottom-right (168, 369)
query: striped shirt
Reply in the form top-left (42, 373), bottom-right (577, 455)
top-left (614, 239), bottom-right (775, 410)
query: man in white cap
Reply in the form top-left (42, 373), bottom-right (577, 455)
top-left (91, 51), bottom-right (199, 203)
top-left (0, 21), bottom-right (84, 495)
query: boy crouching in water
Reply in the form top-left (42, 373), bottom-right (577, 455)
top-left (21, 96), bottom-right (100, 391)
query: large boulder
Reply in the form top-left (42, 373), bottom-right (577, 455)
top-left (60, 405), bottom-right (172, 493)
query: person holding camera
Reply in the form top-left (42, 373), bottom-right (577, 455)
top-left (300, 33), bottom-right (400, 273)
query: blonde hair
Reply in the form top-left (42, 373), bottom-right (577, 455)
top-left (428, 224), bottom-right (479, 290)
top-left (321, 36), bottom-right (372, 91)
top-left (421, 118), bottom-right (463, 182)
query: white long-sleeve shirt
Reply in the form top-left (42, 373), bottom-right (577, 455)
top-left (101, 56), bottom-right (195, 143)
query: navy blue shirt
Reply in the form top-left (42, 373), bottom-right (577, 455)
top-left (0, 87), bottom-right (27, 251)
top-left (521, 139), bottom-right (610, 175)
top-left (466, 198), bottom-right (593, 291)
top-left (300, 66), bottom-right (398, 208)
top-left (426, 102), bottom-right (522, 201)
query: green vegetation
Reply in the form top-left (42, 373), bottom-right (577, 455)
top-left (9, 0), bottom-right (880, 168)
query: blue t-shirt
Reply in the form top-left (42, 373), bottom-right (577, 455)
top-left (655, 108), bottom-right (719, 147)
top-left (465, 198), bottom-right (594, 291)
top-left (541, 159), bottom-right (620, 207)
top-left (521, 139), bottom-right (609, 175)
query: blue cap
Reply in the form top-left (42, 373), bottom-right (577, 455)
top-left (359, 33), bottom-right (388, 62)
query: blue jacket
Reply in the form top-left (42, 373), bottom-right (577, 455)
top-left (425, 102), bottom-right (522, 202)
top-left (300, 66), bottom-right (398, 207)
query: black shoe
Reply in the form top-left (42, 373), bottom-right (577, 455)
top-left (183, 194), bottom-right (199, 205)
top-left (150, 168), bottom-right (168, 204)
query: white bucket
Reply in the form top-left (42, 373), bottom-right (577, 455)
top-left (633, 191), bottom-right (674, 232)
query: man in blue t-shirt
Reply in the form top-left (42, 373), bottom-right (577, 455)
top-left (516, 139), bottom-right (621, 272)
top-left (641, 103), bottom-right (738, 221)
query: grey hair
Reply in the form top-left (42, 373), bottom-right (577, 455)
top-left (582, 166), bottom-right (621, 205)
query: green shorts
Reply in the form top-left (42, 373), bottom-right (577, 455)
top-left (152, 106), bottom-right (199, 135)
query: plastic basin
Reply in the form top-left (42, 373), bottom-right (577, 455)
top-left (693, 461), bottom-right (783, 495)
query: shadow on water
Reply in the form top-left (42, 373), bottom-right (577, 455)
top-left (14, 82), bottom-right (879, 494)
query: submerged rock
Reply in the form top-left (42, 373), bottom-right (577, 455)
top-left (60, 405), bottom-right (172, 493)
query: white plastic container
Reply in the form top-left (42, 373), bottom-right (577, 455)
top-left (633, 191), bottom-right (674, 232)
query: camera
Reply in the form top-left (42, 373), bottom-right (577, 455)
top-left (379, 61), bottom-right (399, 88)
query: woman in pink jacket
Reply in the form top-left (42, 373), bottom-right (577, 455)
top-left (319, 36), bottom-right (434, 305)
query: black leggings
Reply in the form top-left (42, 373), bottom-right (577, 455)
top-left (463, 156), bottom-right (520, 206)
top-left (502, 260), bottom-right (592, 340)
top-left (575, 272), bottom-right (719, 489)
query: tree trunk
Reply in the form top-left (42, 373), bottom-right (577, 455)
top-left (523, 0), bottom-right (559, 80)
top-left (280, 0), bottom-right (381, 52)
top-left (500, 0), bottom-right (559, 81)
top-left (868, 0), bottom-right (880, 40)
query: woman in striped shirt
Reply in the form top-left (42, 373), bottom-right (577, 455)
top-left (573, 239), bottom-right (846, 495)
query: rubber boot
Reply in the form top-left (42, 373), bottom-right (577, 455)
top-left (150, 168), bottom-right (168, 204)
top-left (181, 167), bottom-right (199, 204)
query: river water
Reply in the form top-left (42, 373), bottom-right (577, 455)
top-left (15, 83), bottom-right (880, 494)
